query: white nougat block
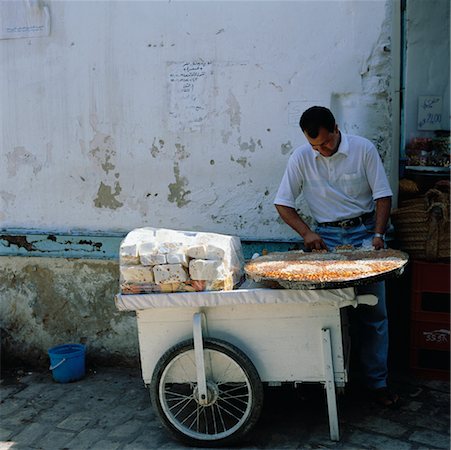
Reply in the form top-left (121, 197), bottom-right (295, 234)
top-left (166, 252), bottom-right (189, 266)
top-left (153, 264), bottom-right (189, 284)
top-left (186, 245), bottom-right (207, 259)
top-left (189, 259), bottom-right (225, 281)
top-left (139, 241), bottom-right (157, 255)
top-left (120, 244), bottom-right (139, 265)
top-left (121, 229), bottom-right (156, 265)
top-left (140, 253), bottom-right (167, 266)
top-left (186, 245), bottom-right (224, 260)
top-left (120, 265), bottom-right (154, 284)
top-left (157, 242), bottom-right (185, 254)
top-left (205, 245), bottom-right (225, 260)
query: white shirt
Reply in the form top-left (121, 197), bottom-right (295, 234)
top-left (274, 132), bottom-right (393, 223)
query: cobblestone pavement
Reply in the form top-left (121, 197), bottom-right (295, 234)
top-left (0, 366), bottom-right (449, 450)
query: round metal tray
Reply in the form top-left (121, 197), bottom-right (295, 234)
top-left (244, 249), bottom-right (409, 290)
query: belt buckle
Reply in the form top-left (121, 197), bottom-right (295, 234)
top-left (340, 217), bottom-right (361, 228)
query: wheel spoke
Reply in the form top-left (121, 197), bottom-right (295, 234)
top-left (218, 392), bottom-right (249, 405)
top-left (196, 404), bottom-right (200, 432)
top-left (219, 385), bottom-right (249, 398)
top-left (217, 396), bottom-right (247, 415)
top-left (214, 360), bottom-right (234, 385)
top-left (165, 390), bottom-right (193, 400)
top-left (202, 407), bottom-right (209, 434)
top-left (181, 403), bottom-right (200, 427)
top-left (210, 404), bottom-right (218, 435)
top-left (176, 354), bottom-right (196, 384)
top-left (215, 402), bottom-right (227, 433)
top-left (169, 396), bottom-right (195, 417)
top-left (216, 401), bottom-right (243, 422)
top-left (169, 398), bottom-right (192, 417)
top-left (217, 382), bottom-right (247, 392)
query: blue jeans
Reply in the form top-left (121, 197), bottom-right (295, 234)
top-left (315, 220), bottom-right (388, 389)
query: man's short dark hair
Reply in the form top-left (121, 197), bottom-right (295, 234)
top-left (299, 106), bottom-right (336, 138)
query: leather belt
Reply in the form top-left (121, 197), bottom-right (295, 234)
top-left (318, 212), bottom-right (375, 228)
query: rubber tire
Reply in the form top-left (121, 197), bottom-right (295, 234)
top-left (150, 337), bottom-right (264, 447)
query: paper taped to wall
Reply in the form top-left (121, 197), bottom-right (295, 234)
top-left (0, 0), bottom-right (50, 40)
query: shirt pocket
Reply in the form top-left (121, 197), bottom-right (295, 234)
top-left (339, 172), bottom-right (365, 197)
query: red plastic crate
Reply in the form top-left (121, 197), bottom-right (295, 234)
top-left (411, 320), bottom-right (450, 351)
top-left (409, 260), bottom-right (450, 380)
top-left (410, 348), bottom-right (450, 380)
top-left (412, 260), bottom-right (450, 293)
top-left (411, 292), bottom-right (450, 322)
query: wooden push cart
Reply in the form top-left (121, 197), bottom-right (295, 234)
top-left (116, 286), bottom-right (378, 446)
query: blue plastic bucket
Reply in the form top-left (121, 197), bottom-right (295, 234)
top-left (48, 344), bottom-right (86, 383)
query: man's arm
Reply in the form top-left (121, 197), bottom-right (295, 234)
top-left (373, 196), bottom-right (392, 250)
top-left (275, 204), bottom-right (328, 250)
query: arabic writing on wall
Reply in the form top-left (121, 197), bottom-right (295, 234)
top-left (168, 61), bottom-right (213, 132)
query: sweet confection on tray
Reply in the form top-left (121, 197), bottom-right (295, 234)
top-left (119, 227), bottom-right (244, 294)
top-left (244, 248), bottom-right (408, 288)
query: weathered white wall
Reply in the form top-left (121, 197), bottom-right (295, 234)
top-left (0, 256), bottom-right (139, 367)
top-left (403, 0), bottom-right (450, 146)
top-left (1, 0), bottom-right (399, 240)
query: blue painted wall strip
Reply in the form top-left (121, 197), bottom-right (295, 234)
top-left (0, 230), bottom-right (301, 261)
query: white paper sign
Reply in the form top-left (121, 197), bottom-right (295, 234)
top-left (418, 96), bottom-right (442, 130)
top-left (168, 61), bottom-right (213, 132)
top-left (0, 0), bottom-right (50, 40)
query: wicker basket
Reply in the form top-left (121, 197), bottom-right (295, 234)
top-left (391, 188), bottom-right (450, 261)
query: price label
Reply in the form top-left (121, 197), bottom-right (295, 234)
top-left (418, 96), bottom-right (442, 130)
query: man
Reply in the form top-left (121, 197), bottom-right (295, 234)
top-left (274, 106), bottom-right (399, 408)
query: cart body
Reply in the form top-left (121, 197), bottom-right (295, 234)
top-left (135, 301), bottom-right (349, 386)
top-left (116, 286), bottom-right (377, 443)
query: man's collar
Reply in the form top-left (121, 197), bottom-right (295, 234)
top-left (337, 132), bottom-right (349, 156)
top-left (313, 132), bottom-right (349, 158)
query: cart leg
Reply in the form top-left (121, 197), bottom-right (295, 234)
top-left (322, 328), bottom-right (340, 441)
top-left (193, 312), bottom-right (208, 406)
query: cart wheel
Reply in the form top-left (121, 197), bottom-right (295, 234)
top-left (150, 337), bottom-right (263, 447)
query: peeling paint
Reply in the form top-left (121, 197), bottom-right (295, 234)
top-left (221, 130), bottom-right (232, 144)
top-left (89, 132), bottom-right (116, 175)
top-left (175, 143), bottom-right (190, 160)
top-left (101, 154), bottom-right (115, 174)
top-left (94, 182), bottom-right (123, 209)
top-left (238, 137), bottom-right (262, 153)
top-left (6, 147), bottom-right (42, 176)
top-left (0, 235), bottom-right (36, 251)
top-left (151, 138), bottom-right (164, 157)
top-left (280, 141), bottom-right (293, 155)
top-left (78, 240), bottom-right (103, 250)
top-left (230, 155), bottom-right (250, 168)
top-left (226, 91), bottom-right (241, 130)
top-left (1, 232), bottom-right (120, 258)
top-left (168, 162), bottom-right (191, 207)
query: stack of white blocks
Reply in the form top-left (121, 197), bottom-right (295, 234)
top-left (119, 227), bottom-right (244, 293)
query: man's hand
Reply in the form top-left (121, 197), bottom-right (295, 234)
top-left (274, 205), bottom-right (328, 251)
top-left (303, 230), bottom-right (328, 251)
top-left (372, 236), bottom-right (384, 250)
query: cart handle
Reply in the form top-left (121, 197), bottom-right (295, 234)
top-left (355, 294), bottom-right (378, 306)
